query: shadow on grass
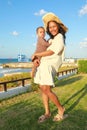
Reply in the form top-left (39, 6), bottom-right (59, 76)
top-left (0, 108), bottom-right (87, 130)
top-left (63, 84), bottom-right (87, 113)
top-left (0, 74), bottom-right (87, 130)
top-left (0, 84), bottom-right (87, 130)
top-left (55, 75), bottom-right (83, 87)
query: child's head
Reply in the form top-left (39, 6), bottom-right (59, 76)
top-left (36, 26), bottom-right (45, 38)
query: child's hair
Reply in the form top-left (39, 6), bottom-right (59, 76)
top-left (36, 26), bottom-right (45, 33)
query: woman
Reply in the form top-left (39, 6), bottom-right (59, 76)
top-left (32, 12), bottom-right (68, 122)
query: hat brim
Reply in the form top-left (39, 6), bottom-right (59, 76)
top-left (42, 12), bottom-right (68, 33)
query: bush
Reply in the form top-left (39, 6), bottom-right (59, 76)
top-left (0, 72), bottom-right (39, 91)
top-left (78, 60), bottom-right (87, 73)
top-left (0, 72), bottom-right (31, 89)
top-left (31, 78), bottom-right (39, 91)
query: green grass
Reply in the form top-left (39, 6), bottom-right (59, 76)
top-left (0, 73), bottom-right (87, 130)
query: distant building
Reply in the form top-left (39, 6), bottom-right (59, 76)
top-left (64, 58), bottom-right (75, 63)
top-left (18, 54), bottom-right (29, 62)
top-left (62, 58), bottom-right (78, 67)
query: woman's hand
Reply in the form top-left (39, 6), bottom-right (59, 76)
top-left (31, 50), bottom-right (54, 61)
top-left (33, 59), bottom-right (40, 67)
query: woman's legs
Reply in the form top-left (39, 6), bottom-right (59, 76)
top-left (42, 92), bottom-right (50, 115)
top-left (40, 85), bottom-right (65, 116)
top-left (40, 85), bottom-right (50, 116)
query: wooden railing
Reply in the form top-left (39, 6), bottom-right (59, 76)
top-left (57, 67), bottom-right (78, 76)
top-left (0, 67), bottom-right (78, 92)
top-left (0, 77), bottom-right (31, 92)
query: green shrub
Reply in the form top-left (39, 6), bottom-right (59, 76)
top-left (0, 72), bottom-right (39, 91)
top-left (31, 78), bottom-right (39, 91)
top-left (78, 60), bottom-right (87, 73)
top-left (0, 72), bottom-right (31, 89)
top-left (7, 82), bottom-right (18, 88)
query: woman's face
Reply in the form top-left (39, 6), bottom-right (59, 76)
top-left (48, 21), bottom-right (59, 36)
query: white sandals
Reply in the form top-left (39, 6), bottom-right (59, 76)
top-left (53, 113), bottom-right (68, 121)
top-left (38, 114), bottom-right (51, 123)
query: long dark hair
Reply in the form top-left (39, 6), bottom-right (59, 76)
top-left (46, 20), bottom-right (66, 44)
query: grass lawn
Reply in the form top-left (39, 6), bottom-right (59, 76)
top-left (0, 73), bottom-right (87, 130)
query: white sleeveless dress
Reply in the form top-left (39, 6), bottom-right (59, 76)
top-left (34, 33), bottom-right (65, 86)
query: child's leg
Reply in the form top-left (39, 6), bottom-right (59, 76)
top-left (31, 66), bottom-right (36, 78)
top-left (31, 59), bottom-right (40, 78)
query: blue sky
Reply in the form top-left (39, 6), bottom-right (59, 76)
top-left (0, 0), bottom-right (87, 59)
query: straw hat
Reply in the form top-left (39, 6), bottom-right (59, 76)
top-left (42, 12), bottom-right (68, 33)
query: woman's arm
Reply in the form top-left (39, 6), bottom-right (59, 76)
top-left (32, 50), bottom-right (54, 60)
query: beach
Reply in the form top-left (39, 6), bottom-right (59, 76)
top-left (2, 62), bottom-right (33, 68)
top-left (0, 67), bottom-right (31, 77)
top-left (0, 59), bottom-right (33, 77)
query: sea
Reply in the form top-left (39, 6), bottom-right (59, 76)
top-left (0, 58), bottom-right (31, 77)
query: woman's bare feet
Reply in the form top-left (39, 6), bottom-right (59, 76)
top-left (58, 106), bottom-right (65, 116)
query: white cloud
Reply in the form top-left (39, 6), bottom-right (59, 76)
top-left (79, 4), bottom-right (87, 16)
top-left (34, 9), bottom-right (47, 16)
top-left (80, 38), bottom-right (87, 48)
top-left (11, 31), bottom-right (20, 36)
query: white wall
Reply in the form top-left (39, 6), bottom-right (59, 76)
top-left (0, 84), bottom-right (31, 100)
